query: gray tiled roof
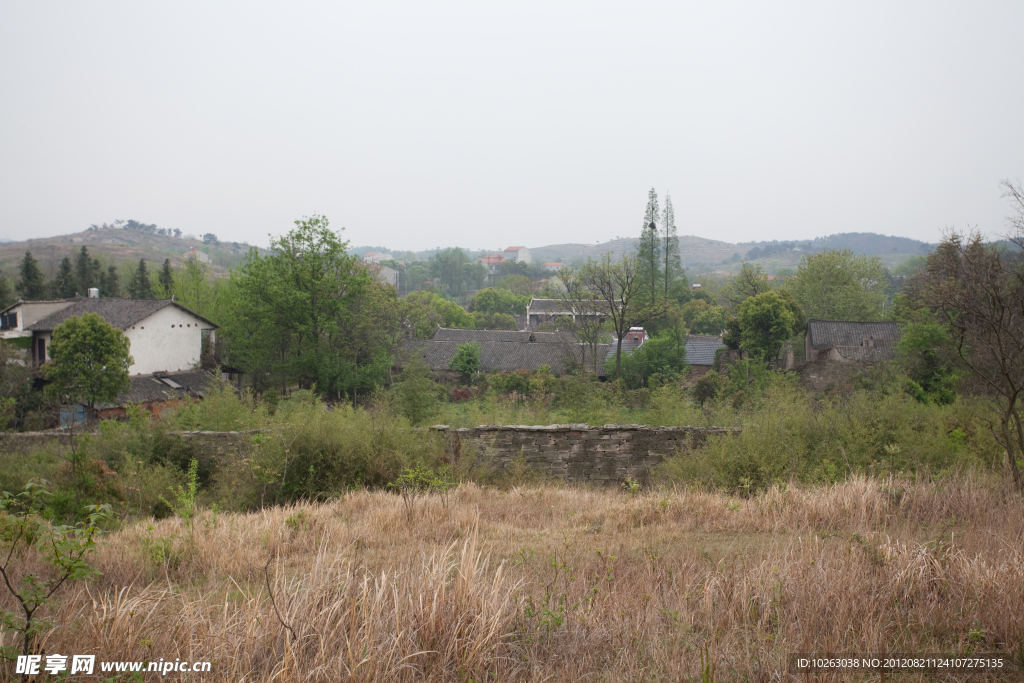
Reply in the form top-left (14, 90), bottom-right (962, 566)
top-left (686, 335), bottom-right (726, 366)
top-left (28, 298), bottom-right (217, 332)
top-left (605, 337), bottom-right (644, 361)
top-left (806, 319), bottom-right (901, 349)
top-left (399, 339), bottom-right (609, 373)
top-left (98, 370), bottom-right (217, 408)
top-left (432, 328), bottom-right (576, 343)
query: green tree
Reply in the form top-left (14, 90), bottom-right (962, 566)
top-left (44, 312), bottom-right (133, 419)
top-left (471, 311), bottom-right (518, 330)
top-left (0, 483), bottom-right (111, 660)
top-left (661, 194), bottom-right (687, 298)
top-left (913, 220), bottom-right (1024, 489)
top-left (449, 341), bottom-right (481, 380)
top-left (100, 265), bottom-right (120, 298)
top-left (463, 261), bottom-right (488, 291)
top-left (401, 291), bottom-right (475, 338)
top-left (607, 329), bottom-right (689, 389)
top-left (583, 253), bottom-right (643, 380)
top-left (127, 259), bottom-right (154, 299)
top-left (173, 254), bottom-right (214, 318)
top-left (158, 258), bottom-right (174, 297)
top-left (16, 252), bottom-right (46, 300)
top-left (637, 187), bottom-right (662, 303)
top-left (495, 274), bottom-right (534, 297)
top-left (554, 265), bottom-right (607, 373)
top-left (428, 248), bottom-right (470, 295)
top-left (394, 353), bottom-right (439, 425)
top-left (74, 246), bottom-right (99, 293)
top-left (787, 249), bottom-right (886, 320)
top-left (470, 288), bottom-right (529, 316)
top-left (721, 262), bottom-right (772, 309)
top-left (679, 298), bottom-right (729, 335)
top-left (52, 257), bottom-right (78, 298)
top-left (736, 291), bottom-right (797, 360)
top-left (0, 276), bottom-right (13, 310)
top-left (896, 321), bottom-right (959, 405)
top-left (221, 215), bottom-right (370, 395)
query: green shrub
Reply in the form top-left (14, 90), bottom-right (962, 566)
top-left (658, 384), bottom-right (1001, 491)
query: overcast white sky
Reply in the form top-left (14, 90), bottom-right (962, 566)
top-left (1, 2), bottom-right (1022, 250)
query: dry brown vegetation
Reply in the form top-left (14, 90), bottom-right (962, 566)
top-left (3, 475), bottom-right (1023, 681)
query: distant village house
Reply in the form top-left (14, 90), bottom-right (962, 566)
top-left (805, 319), bottom-right (901, 363)
top-left (0, 294), bottom-right (220, 419)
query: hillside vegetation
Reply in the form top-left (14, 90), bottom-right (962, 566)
top-left (0, 226), bottom-right (266, 280)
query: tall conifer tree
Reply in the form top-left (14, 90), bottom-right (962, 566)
top-left (53, 257), bottom-right (78, 298)
top-left (158, 259), bottom-right (174, 297)
top-left (128, 259), bottom-right (154, 299)
top-left (16, 251), bottom-right (46, 300)
top-left (661, 195), bottom-right (685, 298)
top-left (75, 246), bottom-right (99, 293)
top-left (637, 187), bottom-right (662, 303)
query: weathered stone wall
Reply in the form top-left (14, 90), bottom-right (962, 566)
top-left (430, 424), bottom-right (736, 483)
top-left (2, 425), bottom-right (735, 485)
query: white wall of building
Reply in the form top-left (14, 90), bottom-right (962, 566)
top-left (123, 306), bottom-right (215, 375)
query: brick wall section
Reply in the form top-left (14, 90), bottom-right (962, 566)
top-left (430, 424), bottom-right (737, 483)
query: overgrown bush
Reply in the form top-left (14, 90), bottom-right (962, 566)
top-left (659, 384), bottom-right (1001, 491)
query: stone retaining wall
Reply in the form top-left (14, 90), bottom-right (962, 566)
top-left (430, 424), bottom-right (737, 484)
top-left (2, 425), bottom-right (736, 485)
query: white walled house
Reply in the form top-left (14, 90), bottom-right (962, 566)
top-left (2, 297), bottom-right (217, 375)
top-left (503, 246), bottom-right (531, 264)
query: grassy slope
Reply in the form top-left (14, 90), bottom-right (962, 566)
top-left (4, 476), bottom-right (1021, 681)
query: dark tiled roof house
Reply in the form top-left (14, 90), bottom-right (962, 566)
top-left (399, 328), bottom-right (608, 374)
top-left (805, 319), bottom-right (901, 363)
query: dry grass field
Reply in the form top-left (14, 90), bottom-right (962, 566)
top-left (3, 474), bottom-right (1023, 681)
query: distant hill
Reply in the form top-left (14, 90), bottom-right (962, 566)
top-left (0, 226), bottom-right (268, 279)
top-left (528, 235), bottom-right (742, 268)
top-left (358, 231), bottom-right (937, 277)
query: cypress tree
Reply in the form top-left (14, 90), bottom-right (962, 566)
top-left (661, 195), bottom-right (686, 298)
top-left (128, 259), bottom-right (154, 299)
top-left (101, 265), bottom-right (121, 298)
top-left (637, 187), bottom-right (662, 303)
top-left (75, 246), bottom-right (99, 293)
top-left (0, 276), bottom-right (14, 309)
top-left (16, 251), bottom-right (46, 300)
top-left (158, 258), bottom-right (174, 297)
top-left (53, 257), bottom-right (78, 298)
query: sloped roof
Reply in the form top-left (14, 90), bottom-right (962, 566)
top-left (98, 370), bottom-right (217, 408)
top-left (399, 339), bottom-right (607, 373)
top-left (605, 337), bottom-right (645, 361)
top-left (27, 298), bottom-right (217, 332)
top-left (431, 328), bottom-right (576, 343)
top-left (686, 335), bottom-right (726, 366)
top-left (806, 319), bottom-right (901, 349)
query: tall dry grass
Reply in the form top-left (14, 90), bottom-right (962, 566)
top-left (2, 475), bottom-right (1022, 681)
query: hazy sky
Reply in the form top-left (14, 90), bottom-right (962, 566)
top-left (2, 2), bottom-right (1022, 251)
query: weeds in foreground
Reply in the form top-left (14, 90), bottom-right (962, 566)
top-left (0, 483), bottom-right (111, 662)
top-left (6, 475), bottom-right (1013, 681)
